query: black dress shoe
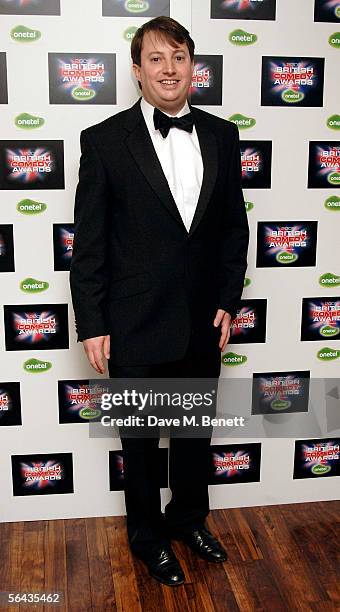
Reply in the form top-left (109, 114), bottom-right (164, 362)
top-left (133, 544), bottom-right (185, 586)
top-left (175, 526), bottom-right (228, 563)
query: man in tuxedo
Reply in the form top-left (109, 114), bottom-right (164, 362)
top-left (70, 16), bottom-right (249, 586)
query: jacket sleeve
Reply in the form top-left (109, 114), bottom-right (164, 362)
top-left (69, 129), bottom-right (110, 342)
top-left (218, 122), bottom-right (249, 321)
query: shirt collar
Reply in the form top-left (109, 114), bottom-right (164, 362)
top-left (141, 97), bottom-right (190, 133)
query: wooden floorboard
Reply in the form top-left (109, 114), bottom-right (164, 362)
top-left (0, 501), bottom-right (339, 611)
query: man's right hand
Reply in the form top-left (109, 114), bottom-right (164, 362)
top-left (83, 335), bottom-right (110, 375)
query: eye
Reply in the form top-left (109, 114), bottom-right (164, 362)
top-left (176, 56), bottom-right (185, 61)
top-left (151, 57), bottom-right (160, 62)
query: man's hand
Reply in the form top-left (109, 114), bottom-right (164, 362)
top-left (213, 309), bottom-right (232, 352)
top-left (83, 335), bottom-right (110, 374)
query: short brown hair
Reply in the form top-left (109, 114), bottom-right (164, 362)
top-left (131, 16), bottom-right (195, 66)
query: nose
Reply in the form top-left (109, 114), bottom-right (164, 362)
top-left (163, 60), bottom-right (176, 75)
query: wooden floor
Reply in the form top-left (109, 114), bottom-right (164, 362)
top-left (1, 501), bottom-right (339, 611)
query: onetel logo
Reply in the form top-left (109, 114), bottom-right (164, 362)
top-left (124, 27), bottom-right (138, 42)
top-left (245, 201), bottom-right (254, 212)
top-left (72, 87), bottom-right (96, 101)
top-left (328, 172), bottom-right (340, 185)
top-left (15, 113), bottom-right (45, 129)
top-left (79, 408), bottom-right (101, 420)
top-left (271, 399), bottom-right (291, 411)
top-left (229, 29), bottom-right (257, 46)
top-left (228, 113), bottom-right (256, 130)
top-left (10, 25), bottom-right (41, 43)
top-left (20, 278), bottom-right (49, 293)
top-left (319, 272), bottom-right (340, 288)
top-left (317, 347), bottom-right (340, 361)
top-left (276, 251), bottom-right (298, 264)
top-left (320, 325), bottom-right (340, 337)
top-left (125, 0), bottom-right (149, 13)
top-left (324, 195), bottom-right (340, 211)
top-left (244, 278), bottom-right (251, 288)
top-left (17, 199), bottom-right (47, 215)
top-left (329, 33), bottom-right (340, 48)
top-left (311, 464), bottom-right (331, 475)
top-left (23, 358), bottom-right (52, 373)
top-left (222, 352), bottom-right (247, 366)
top-left (327, 115), bottom-right (340, 130)
top-left (282, 90), bottom-right (304, 104)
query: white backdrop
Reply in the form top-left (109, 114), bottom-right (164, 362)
top-left (0, 0), bottom-right (339, 523)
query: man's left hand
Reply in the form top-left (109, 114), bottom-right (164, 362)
top-left (213, 309), bottom-right (232, 352)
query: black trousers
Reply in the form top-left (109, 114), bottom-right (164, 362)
top-left (108, 335), bottom-right (221, 553)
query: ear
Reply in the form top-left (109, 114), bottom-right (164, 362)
top-left (132, 63), bottom-right (141, 82)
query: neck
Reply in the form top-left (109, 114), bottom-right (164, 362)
top-left (143, 96), bottom-right (188, 116)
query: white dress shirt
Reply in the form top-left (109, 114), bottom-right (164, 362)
top-left (140, 97), bottom-right (203, 233)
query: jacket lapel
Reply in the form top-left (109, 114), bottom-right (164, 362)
top-left (188, 106), bottom-right (218, 237)
top-left (123, 99), bottom-right (218, 236)
top-left (124, 99), bottom-right (184, 228)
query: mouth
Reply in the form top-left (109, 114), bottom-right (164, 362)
top-left (158, 79), bottom-right (180, 87)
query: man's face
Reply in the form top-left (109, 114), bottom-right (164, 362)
top-left (133, 31), bottom-right (194, 115)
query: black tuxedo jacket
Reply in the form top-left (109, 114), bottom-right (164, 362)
top-left (70, 98), bottom-right (249, 366)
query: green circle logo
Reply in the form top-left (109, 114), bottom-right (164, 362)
top-left (324, 195), bottom-right (340, 211)
top-left (125, 0), bottom-right (149, 13)
top-left (281, 89), bottom-right (304, 104)
top-left (328, 172), bottom-right (340, 185)
top-left (221, 352), bottom-right (247, 366)
top-left (124, 26), bottom-right (138, 42)
top-left (327, 114), bottom-right (340, 130)
top-left (320, 325), bottom-right (340, 337)
top-left (328, 32), bottom-right (340, 48)
top-left (276, 251), bottom-right (298, 264)
top-left (72, 87), bottom-right (96, 101)
top-left (270, 399), bottom-right (291, 411)
top-left (317, 347), bottom-right (340, 361)
top-left (79, 408), bottom-right (101, 420)
top-left (311, 464), bottom-right (331, 475)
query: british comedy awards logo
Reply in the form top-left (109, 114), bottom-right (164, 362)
top-left (209, 443), bottom-right (262, 485)
top-left (301, 297), bottom-right (340, 341)
top-left (58, 379), bottom-right (108, 424)
top-left (261, 57), bottom-right (325, 107)
top-left (308, 142), bottom-right (340, 188)
top-left (211, 0), bottom-right (276, 20)
top-left (0, 225), bottom-right (15, 273)
top-left (230, 299), bottom-right (267, 344)
top-left (294, 438), bottom-right (340, 478)
top-left (0, 141), bottom-right (64, 190)
top-left (252, 371), bottom-right (310, 415)
top-left (314, 0), bottom-right (340, 23)
top-left (0, 0), bottom-right (60, 15)
top-left (11, 453), bottom-right (74, 496)
top-left (3, 303), bottom-right (69, 350)
top-left (240, 141), bottom-right (272, 188)
top-left (256, 221), bottom-right (318, 267)
top-left (53, 223), bottom-right (74, 271)
top-left (0, 382), bottom-right (21, 426)
top-left (102, 0), bottom-right (170, 17)
top-left (48, 54), bottom-right (116, 105)
top-left (190, 55), bottom-right (223, 106)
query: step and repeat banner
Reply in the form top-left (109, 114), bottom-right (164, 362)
top-left (1, 0), bottom-right (340, 522)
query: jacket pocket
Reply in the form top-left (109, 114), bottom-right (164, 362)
top-left (110, 272), bottom-right (152, 300)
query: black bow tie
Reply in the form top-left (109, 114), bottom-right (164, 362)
top-left (153, 107), bottom-right (194, 138)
